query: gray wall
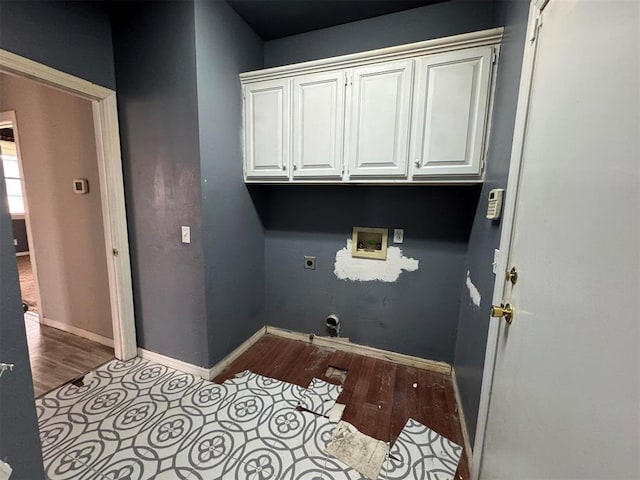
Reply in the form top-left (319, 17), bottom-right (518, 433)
top-left (0, 0), bottom-right (115, 89)
top-left (453, 0), bottom-right (529, 444)
top-left (264, 0), bottom-right (496, 67)
top-left (11, 219), bottom-right (28, 253)
top-left (111, 1), bottom-right (208, 367)
top-left (193, 0), bottom-right (266, 365)
top-left (260, 0), bottom-right (500, 363)
top-left (261, 186), bottom-right (479, 362)
top-left (0, 163), bottom-right (44, 478)
top-left (0, 2), bottom-right (116, 476)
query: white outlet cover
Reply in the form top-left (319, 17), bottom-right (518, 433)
top-left (181, 226), bottom-right (191, 244)
top-left (393, 229), bottom-right (404, 243)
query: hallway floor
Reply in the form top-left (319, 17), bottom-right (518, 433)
top-left (17, 254), bottom-right (37, 312)
top-left (25, 313), bottom-right (114, 397)
top-left (36, 335), bottom-right (468, 479)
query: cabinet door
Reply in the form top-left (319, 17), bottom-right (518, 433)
top-left (410, 46), bottom-right (493, 177)
top-left (292, 71), bottom-right (345, 178)
top-left (347, 60), bottom-right (413, 178)
top-left (244, 79), bottom-right (290, 179)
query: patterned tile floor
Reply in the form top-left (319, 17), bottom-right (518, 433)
top-left (37, 357), bottom-right (461, 480)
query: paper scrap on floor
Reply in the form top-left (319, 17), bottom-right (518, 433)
top-left (325, 420), bottom-right (388, 480)
top-left (382, 418), bottom-right (463, 480)
top-left (299, 377), bottom-right (344, 417)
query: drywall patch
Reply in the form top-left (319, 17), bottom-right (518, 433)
top-left (334, 238), bottom-right (419, 282)
top-left (466, 270), bottom-right (481, 308)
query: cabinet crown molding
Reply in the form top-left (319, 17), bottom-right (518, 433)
top-left (240, 27), bottom-right (503, 83)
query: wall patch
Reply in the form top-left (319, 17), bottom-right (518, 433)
top-left (466, 270), bottom-right (481, 308)
top-left (334, 238), bottom-right (419, 282)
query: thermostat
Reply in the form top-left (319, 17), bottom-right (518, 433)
top-left (73, 178), bottom-right (89, 194)
top-left (486, 188), bottom-right (504, 220)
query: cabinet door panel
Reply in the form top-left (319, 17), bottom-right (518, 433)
top-left (244, 79), bottom-right (290, 179)
top-left (411, 46), bottom-right (493, 177)
top-left (293, 71), bottom-right (345, 178)
top-left (347, 60), bottom-right (413, 177)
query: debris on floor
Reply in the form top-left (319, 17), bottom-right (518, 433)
top-left (325, 420), bottom-right (388, 480)
top-left (327, 402), bottom-right (346, 423)
top-left (299, 377), bottom-right (344, 417)
top-left (324, 365), bottom-right (348, 384)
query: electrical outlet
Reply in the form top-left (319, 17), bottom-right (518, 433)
top-left (304, 256), bottom-right (316, 270)
top-left (393, 229), bottom-right (404, 243)
top-left (181, 226), bottom-right (191, 244)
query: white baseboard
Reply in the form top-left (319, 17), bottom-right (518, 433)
top-left (266, 326), bottom-right (452, 375)
top-left (16, 251), bottom-right (30, 257)
top-left (207, 326), bottom-right (267, 380)
top-left (40, 316), bottom-right (114, 348)
top-left (138, 326), bottom-right (267, 381)
top-left (137, 348), bottom-right (210, 380)
top-left (451, 366), bottom-right (473, 463)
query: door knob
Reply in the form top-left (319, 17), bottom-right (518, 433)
top-left (490, 303), bottom-right (514, 324)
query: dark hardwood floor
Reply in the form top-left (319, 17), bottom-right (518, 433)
top-left (25, 314), bottom-right (114, 397)
top-left (214, 334), bottom-right (470, 479)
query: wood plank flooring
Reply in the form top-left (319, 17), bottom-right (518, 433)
top-left (215, 334), bottom-right (470, 479)
top-left (25, 314), bottom-right (114, 397)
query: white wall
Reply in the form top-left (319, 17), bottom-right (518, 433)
top-left (0, 73), bottom-right (112, 339)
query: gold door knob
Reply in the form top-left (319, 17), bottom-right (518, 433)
top-left (490, 303), bottom-right (514, 324)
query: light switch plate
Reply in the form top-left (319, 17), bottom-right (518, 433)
top-left (393, 229), bottom-right (404, 243)
top-left (181, 226), bottom-right (191, 244)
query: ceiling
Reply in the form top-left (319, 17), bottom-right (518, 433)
top-left (227, 0), bottom-right (447, 41)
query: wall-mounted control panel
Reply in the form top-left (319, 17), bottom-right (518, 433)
top-left (486, 188), bottom-right (504, 220)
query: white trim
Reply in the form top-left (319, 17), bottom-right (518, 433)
top-left (266, 326), bottom-right (452, 375)
top-left (1, 49), bottom-right (137, 361)
top-left (15, 251), bottom-right (29, 257)
top-left (241, 28), bottom-right (504, 83)
top-left (207, 326), bottom-right (268, 380)
top-left (451, 366), bottom-right (473, 465)
top-left (137, 326), bottom-right (268, 381)
top-left (40, 316), bottom-right (114, 348)
top-left (138, 348), bottom-right (210, 380)
top-left (471, 3), bottom-right (543, 479)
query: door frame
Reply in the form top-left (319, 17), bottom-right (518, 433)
top-left (0, 49), bottom-right (137, 361)
top-left (470, 1), bottom-right (546, 478)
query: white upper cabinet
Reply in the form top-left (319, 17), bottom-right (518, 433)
top-left (346, 60), bottom-right (414, 178)
top-left (244, 79), bottom-right (290, 179)
top-left (292, 71), bottom-right (346, 178)
top-left (410, 47), bottom-right (493, 177)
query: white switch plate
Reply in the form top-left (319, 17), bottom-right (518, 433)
top-left (181, 226), bottom-right (191, 244)
top-left (493, 249), bottom-right (500, 274)
top-left (393, 229), bottom-right (404, 243)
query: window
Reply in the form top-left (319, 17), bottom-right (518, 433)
top-left (1, 137), bottom-right (25, 215)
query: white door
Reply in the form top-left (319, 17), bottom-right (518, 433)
top-left (244, 79), bottom-right (290, 179)
top-left (292, 71), bottom-right (345, 179)
top-left (347, 60), bottom-right (413, 178)
top-left (476, 2), bottom-right (639, 479)
top-left (410, 46), bottom-right (493, 177)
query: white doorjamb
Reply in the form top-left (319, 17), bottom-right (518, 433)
top-left (0, 49), bottom-right (137, 360)
top-left (470, 2), bottom-right (545, 478)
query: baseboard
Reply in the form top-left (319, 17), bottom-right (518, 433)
top-left (207, 326), bottom-right (267, 380)
top-left (451, 366), bottom-right (473, 463)
top-left (137, 348), bottom-right (210, 380)
top-left (40, 316), bottom-right (114, 348)
top-left (16, 251), bottom-right (30, 257)
top-left (265, 326), bottom-right (452, 375)
top-left (137, 326), bottom-right (267, 381)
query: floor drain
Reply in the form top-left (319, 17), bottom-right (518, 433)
top-left (325, 365), bottom-right (348, 384)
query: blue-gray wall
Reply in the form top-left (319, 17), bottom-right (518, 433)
top-left (0, 0), bottom-right (115, 89)
top-left (111, 1), bottom-right (209, 367)
top-left (260, 1), bottom-right (500, 363)
top-left (193, 0), bottom-right (265, 365)
top-left (264, 0), bottom-right (495, 67)
top-left (0, 3), bottom-right (116, 476)
top-left (453, 0), bottom-right (529, 444)
top-left (260, 186), bottom-right (479, 362)
top-left (0, 165), bottom-right (44, 478)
